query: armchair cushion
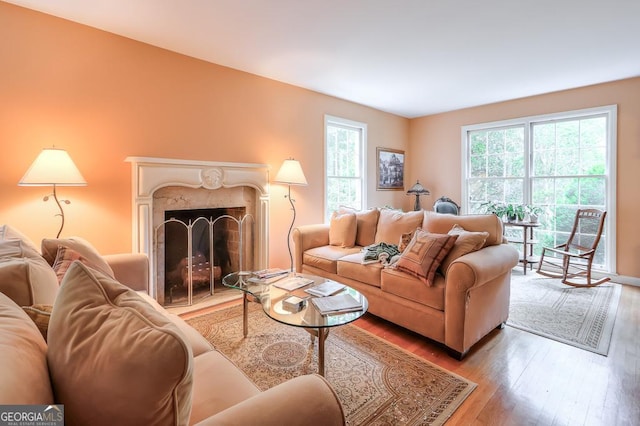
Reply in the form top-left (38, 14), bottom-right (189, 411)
top-left (47, 261), bottom-right (193, 426)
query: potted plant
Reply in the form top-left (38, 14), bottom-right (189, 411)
top-left (480, 201), bottom-right (507, 220)
top-left (526, 205), bottom-right (544, 223)
top-left (503, 204), bottom-right (517, 222)
top-left (515, 205), bottom-right (526, 222)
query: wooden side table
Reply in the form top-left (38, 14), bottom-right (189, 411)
top-left (503, 221), bottom-right (540, 274)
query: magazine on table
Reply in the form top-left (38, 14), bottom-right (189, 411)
top-left (311, 293), bottom-right (363, 315)
top-left (304, 280), bottom-right (346, 297)
top-left (252, 268), bottom-right (289, 279)
top-left (272, 276), bottom-right (314, 291)
top-left (247, 273), bottom-right (288, 285)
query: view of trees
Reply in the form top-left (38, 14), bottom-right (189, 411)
top-left (467, 115), bottom-right (609, 266)
top-left (325, 123), bottom-right (363, 220)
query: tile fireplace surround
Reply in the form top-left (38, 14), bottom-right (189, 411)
top-left (126, 157), bottom-right (270, 300)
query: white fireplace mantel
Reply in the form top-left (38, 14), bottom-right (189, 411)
top-left (126, 156), bottom-right (270, 298)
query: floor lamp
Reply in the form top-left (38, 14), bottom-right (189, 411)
top-left (18, 148), bottom-right (87, 238)
top-left (274, 158), bottom-right (307, 274)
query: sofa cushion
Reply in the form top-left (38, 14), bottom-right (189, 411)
top-left (41, 236), bottom-right (115, 278)
top-left (374, 209), bottom-right (424, 245)
top-left (0, 239), bottom-right (59, 306)
top-left (353, 208), bottom-right (380, 247)
top-left (440, 224), bottom-right (490, 274)
top-left (395, 229), bottom-right (458, 286)
top-left (423, 211), bottom-right (503, 247)
top-left (47, 261), bottom-right (193, 426)
top-left (329, 211), bottom-right (357, 248)
top-left (337, 252), bottom-right (383, 288)
top-left (0, 292), bottom-right (54, 404)
top-left (381, 268), bottom-right (446, 311)
top-left (303, 246), bottom-right (361, 274)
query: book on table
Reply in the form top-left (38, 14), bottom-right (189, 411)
top-left (311, 293), bottom-right (363, 315)
top-left (304, 280), bottom-right (346, 297)
top-left (248, 273), bottom-right (288, 285)
top-left (272, 276), bottom-right (314, 291)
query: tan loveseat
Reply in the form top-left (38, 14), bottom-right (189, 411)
top-left (0, 225), bottom-right (344, 426)
top-left (293, 210), bottom-right (519, 359)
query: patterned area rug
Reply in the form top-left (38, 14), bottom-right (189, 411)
top-left (186, 304), bottom-right (476, 425)
top-left (508, 272), bottom-right (622, 355)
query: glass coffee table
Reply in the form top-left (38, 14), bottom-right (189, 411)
top-left (222, 272), bottom-right (368, 376)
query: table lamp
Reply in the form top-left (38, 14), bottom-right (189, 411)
top-left (274, 158), bottom-right (307, 273)
top-left (406, 180), bottom-right (430, 211)
top-left (19, 147), bottom-right (87, 238)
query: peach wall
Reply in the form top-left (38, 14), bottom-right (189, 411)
top-left (408, 77), bottom-right (640, 279)
top-left (0, 3), bottom-right (409, 270)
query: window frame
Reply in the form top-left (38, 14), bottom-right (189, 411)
top-left (324, 115), bottom-right (367, 223)
top-left (461, 105), bottom-right (617, 273)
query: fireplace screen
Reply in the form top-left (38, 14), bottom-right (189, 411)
top-left (155, 207), bottom-right (253, 307)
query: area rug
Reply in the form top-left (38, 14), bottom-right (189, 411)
top-left (508, 272), bottom-right (622, 355)
top-left (186, 305), bottom-right (476, 425)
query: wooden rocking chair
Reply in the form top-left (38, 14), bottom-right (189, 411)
top-left (536, 208), bottom-right (610, 287)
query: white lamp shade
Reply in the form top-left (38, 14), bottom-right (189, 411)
top-left (19, 148), bottom-right (87, 186)
top-left (274, 159), bottom-right (307, 186)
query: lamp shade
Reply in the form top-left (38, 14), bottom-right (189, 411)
top-left (19, 148), bottom-right (87, 186)
top-left (406, 180), bottom-right (429, 195)
top-left (274, 159), bottom-right (307, 186)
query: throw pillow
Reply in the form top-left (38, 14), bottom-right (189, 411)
top-left (440, 224), bottom-right (490, 273)
top-left (395, 229), bottom-right (458, 286)
top-left (398, 230), bottom-right (416, 253)
top-left (41, 237), bottom-right (115, 279)
top-left (0, 224), bottom-right (40, 253)
top-left (329, 211), bottom-right (357, 248)
top-left (47, 261), bottom-right (193, 426)
top-left (51, 245), bottom-right (110, 284)
top-left (0, 239), bottom-right (59, 306)
top-left (22, 304), bottom-right (53, 341)
top-left (338, 207), bottom-right (380, 246)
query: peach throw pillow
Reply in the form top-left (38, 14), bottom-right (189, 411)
top-left (329, 211), bottom-right (357, 248)
top-left (440, 224), bottom-right (490, 273)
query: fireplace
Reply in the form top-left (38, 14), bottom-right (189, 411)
top-left (126, 157), bottom-right (270, 302)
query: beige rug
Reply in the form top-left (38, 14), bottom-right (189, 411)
top-left (186, 304), bottom-right (476, 425)
top-left (508, 272), bottom-right (621, 355)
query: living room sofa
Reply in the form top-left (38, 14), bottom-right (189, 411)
top-left (293, 209), bottom-right (519, 359)
top-left (0, 225), bottom-right (344, 426)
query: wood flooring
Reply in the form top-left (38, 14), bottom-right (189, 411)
top-left (181, 281), bottom-right (640, 425)
top-left (355, 283), bottom-right (640, 426)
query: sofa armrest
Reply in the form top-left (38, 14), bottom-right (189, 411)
top-left (292, 224), bottom-right (330, 273)
top-left (194, 374), bottom-right (345, 426)
top-left (446, 244), bottom-right (519, 293)
top-left (444, 244), bottom-right (519, 355)
top-left (103, 253), bottom-right (149, 293)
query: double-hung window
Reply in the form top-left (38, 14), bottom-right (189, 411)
top-left (324, 115), bottom-right (367, 222)
top-left (462, 105), bottom-right (617, 272)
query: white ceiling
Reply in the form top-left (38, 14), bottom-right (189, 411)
top-left (6, 0), bottom-right (640, 118)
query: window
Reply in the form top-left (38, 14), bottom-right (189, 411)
top-left (462, 105), bottom-right (617, 272)
top-left (324, 115), bottom-right (367, 222)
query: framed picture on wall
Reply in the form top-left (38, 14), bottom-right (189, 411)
top-left (376, 147), bottom-right (405, 190)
